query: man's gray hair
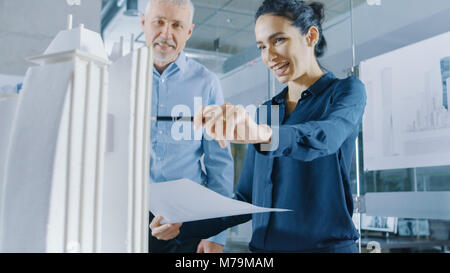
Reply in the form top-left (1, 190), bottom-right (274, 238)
top-left (144, 0), bottom-right (195, 24)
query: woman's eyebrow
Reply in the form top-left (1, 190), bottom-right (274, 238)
top-left (256, 32), bottom-right (286, 44)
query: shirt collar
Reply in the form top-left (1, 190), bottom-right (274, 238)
top-left (172, 50), bottom-right (188, 73)
top-left (272, 86), bottom-right (289, 105)
top-left (272, 72), bottom-right (336, 104)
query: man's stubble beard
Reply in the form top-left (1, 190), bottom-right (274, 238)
top-left (153, 37), bottom-right (178, 66)
top-left (154, 51), bottom-right (176, 65)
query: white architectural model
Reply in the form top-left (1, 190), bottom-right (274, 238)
top-left (0, 18), bottom-right (152, 253)
top-left (102, 36), bottom-right (152, 253)
top-left (0, 94), bottom-right (18, 212)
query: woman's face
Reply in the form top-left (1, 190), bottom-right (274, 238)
top-left (255, 14), bottom-right (316, 84)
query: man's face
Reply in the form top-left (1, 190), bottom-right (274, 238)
top-left (141, 0), bottom-right (194, 68)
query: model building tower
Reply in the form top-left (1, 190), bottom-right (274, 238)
top-left (0, 94), bottom-right (19, 213)
top-left (0, 21), bottom-right (110, 252)
top-left (0, 18), bottom-right (152, 253)
top-left (102, 37), bottom-right (152, 253)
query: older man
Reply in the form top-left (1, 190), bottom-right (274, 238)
top-left (141, 0), bottom-right (234, 253)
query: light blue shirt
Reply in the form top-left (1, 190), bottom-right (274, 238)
top-left (150, 51), bottom-right (234, 246)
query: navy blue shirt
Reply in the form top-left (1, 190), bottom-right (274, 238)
top-left (177, 72), bottom-right (367, 252)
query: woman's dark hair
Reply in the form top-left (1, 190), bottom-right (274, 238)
top-left (255, 0), bottom-right (327, 58)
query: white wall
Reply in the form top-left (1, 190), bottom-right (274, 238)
top-left (0, 0), bottom-right (102, 76)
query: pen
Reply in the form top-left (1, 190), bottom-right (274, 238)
top-left (151, 116), bottom-right (195, 122)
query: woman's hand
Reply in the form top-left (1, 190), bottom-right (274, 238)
top-left (194, 103), bottom-right (272, 148)
top-left (149, 216), bottom-right (183, 241)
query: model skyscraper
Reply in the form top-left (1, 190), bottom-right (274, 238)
top-left (0, 16), bottom-right (152, 253)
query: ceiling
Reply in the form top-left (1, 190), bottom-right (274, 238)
top-left (102, 0), bottom-right (367, 73)
top-left (104, 0), bottom-right (366, 53)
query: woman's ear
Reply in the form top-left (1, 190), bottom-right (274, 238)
top-left (306, 26), bottom-right (320, 47)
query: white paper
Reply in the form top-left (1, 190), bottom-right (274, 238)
top-left (149, 179), bottom-right (291, 224)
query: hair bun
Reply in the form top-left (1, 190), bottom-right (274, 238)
top-left (308, 2), bottom-right (325, 24)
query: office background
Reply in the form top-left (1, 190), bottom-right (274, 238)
top-left (1, 0), bottom-right (450, 253)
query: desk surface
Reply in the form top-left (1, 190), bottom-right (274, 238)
top-left (225, 237), bottom-right (450, 252)
top-left (360, 237), bottom-right (450, 249)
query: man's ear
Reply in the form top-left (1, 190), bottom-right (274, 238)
top-left (141, 14), bottom-right (146, 31)
top-left (186, 23), bottom-right (195, 40)
top-left (306, 26), bottom-right (320, 47)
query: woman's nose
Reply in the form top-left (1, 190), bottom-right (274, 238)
top-left (267, 47), bottom-right (278, 61)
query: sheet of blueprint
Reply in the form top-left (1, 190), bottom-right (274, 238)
top-left (149, 179), bottom-right (291, 224)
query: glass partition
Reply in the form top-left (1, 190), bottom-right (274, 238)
top-left (100, 0), bottom-right (450, 253)
top-left (350, 0), bottom-right (450, 253)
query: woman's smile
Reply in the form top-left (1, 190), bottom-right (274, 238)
top-left (271, 61), bottom-right (290, 77)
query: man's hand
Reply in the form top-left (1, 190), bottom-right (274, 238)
top-left (196, 240), bottom-right (224, 253)
top-left (149, 215), bottom-right (183, 241)
top-left (194, 103), bottom-right (272, 149)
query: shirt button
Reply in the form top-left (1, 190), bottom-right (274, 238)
top-left (161, 78), bottom-right (165, 83)
top-left (157, 157), bottom-right (162, 161)
top-left (158, 130), bottom-right (163, 134)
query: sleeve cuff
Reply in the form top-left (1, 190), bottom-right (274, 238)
top-left (254, 125), bottom-right (294, 157)
top-left (204, 230), bottom-right (227, 246)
